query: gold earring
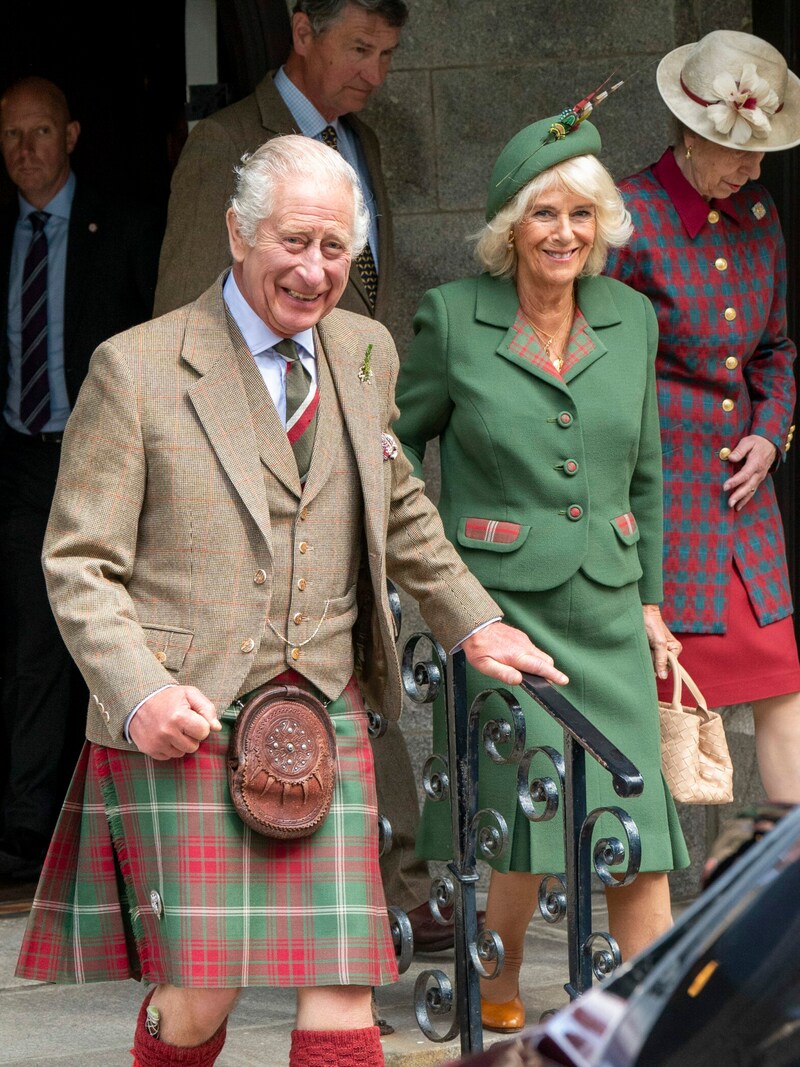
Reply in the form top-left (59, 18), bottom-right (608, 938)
top-left (686, 144), bottom-right (693, 160)
top-left (507, 230), bottom-right (515, 248)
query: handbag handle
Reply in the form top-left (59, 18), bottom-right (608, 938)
top-left (665, 650), bottom-right (708, 712)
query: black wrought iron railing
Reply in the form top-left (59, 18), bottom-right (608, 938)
top-left (386, 618), bottom-right (644, 1058)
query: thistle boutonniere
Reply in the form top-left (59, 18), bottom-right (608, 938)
top-left (359, 343), bottom-right (374, 383)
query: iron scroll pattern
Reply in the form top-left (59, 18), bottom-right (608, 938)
top-left (401, 630), bottom-right (643, 1057)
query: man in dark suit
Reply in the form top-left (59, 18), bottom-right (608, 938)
top-left (0, 76), bottom-right (161, 881)
top-left (154, 0), bottom-right (458, 959)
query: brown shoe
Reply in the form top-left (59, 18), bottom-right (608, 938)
top-left (480, 994), bottom-right (526, 1034)
top-left (407, 901), bottom-right (487, 954)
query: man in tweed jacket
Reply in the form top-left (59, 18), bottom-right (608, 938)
top-left (23, 136), bottom-right (565, 1067)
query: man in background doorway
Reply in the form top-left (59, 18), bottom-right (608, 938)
top-left (0, 76), bottom-right (161, 883)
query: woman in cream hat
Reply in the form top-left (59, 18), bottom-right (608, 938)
top-left (607, 30), bottom-right (800, 804)
top-left (394, 108), bottom-right (689, 1034)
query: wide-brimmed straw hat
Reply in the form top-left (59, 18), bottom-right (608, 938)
top-left (657, 29), bottom-right (800, 152)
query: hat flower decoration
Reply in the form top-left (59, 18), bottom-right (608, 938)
top-left (707, 63), bottom-right (780, 144)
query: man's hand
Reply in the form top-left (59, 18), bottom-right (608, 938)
top-left (129, 686), bottom-right (221, 760)
top-left (461, 621), bottom-right (568, 688)
top-left (723, 434), bottom-right (777, 511)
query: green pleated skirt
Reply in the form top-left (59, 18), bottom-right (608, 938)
top-left (417, 572), bottom-right (690, 875)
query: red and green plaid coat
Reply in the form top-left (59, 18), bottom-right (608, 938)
top-left (607, 148), bottom-right (796, 633)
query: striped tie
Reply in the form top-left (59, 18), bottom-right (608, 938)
top-left (20, 211), bottom-right (51, 432)
top-left (275, 339), bottom-right (318, 480)
top-left (320, 124), bottom-right (378, 309)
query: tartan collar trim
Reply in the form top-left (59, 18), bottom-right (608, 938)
top-left (509, 305), bottom-right (595, 377)
top-left (651, 147), bottom-right (739, 238)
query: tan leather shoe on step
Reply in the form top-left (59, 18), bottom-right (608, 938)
top-left (480, 994), bottom-right (526, 1033)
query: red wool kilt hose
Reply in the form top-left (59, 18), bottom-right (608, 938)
top-left (657, 561), bottom-right (800, 708)
top-left (16, 674), bottom-right (398, 988)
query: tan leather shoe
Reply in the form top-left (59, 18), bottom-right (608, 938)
top-left (480, 994), bottom-right (526, 1033)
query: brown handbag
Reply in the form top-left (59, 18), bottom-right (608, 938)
top-left (227, 684), bottom-right (337, 839)
top-left (658, 652), bottom-right (734, 804)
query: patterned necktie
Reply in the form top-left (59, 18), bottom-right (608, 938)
top-left (274, 338), bottom-right (319, 480)
top-left (320, 125), bottom-right (378, 309)
top-left (20, 210), bottom-right (51, 432)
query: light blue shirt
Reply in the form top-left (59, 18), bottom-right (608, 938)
top-left (4, 171), bottom-right (75, 434)
top-left (273, 67), bottom-right (379, 268)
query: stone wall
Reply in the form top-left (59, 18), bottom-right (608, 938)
top-left (346, 0), bottom-right (765, 903)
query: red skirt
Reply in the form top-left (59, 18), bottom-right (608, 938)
top-left (657, 561), bottom-right (800, 708)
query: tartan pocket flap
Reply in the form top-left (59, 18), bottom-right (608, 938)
top-left (143, 624), bottom-right (194, 671)
top-left (457, 517), bottom-right (531, 553)
top-left (610, 512), bottom-right (640, 545)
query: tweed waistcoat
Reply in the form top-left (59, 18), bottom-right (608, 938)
top-left (234, 339), bottom-right (365, 701)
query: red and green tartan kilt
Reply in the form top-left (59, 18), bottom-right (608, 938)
top-left (16, 675), bottom-right (398, 989)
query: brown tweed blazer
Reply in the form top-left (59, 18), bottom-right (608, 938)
top-left (153, 73), bottom-right (393, 322)
top-left (43, 275), bottom-right (499, 750)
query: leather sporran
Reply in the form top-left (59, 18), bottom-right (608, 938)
top-left (658, 651), bottom-right (733, 804)
top-left (227, 684), bottom-right (336, 839)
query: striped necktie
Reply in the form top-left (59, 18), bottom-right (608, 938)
top-left (274, 338), bottom-right (318, 480)
top-left (20, 211), bottom-right (51, 432)
top-left (320, 124), bottom-right (378, 309)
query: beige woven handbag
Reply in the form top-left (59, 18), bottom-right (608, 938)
top-left (658, 652), bottom-right (734, 804)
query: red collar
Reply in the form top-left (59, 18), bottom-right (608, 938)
top-left (651, 148), bottom-right (740, 238)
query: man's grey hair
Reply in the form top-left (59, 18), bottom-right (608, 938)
top-left (293, 0), bottom-right (409, 35)
top-left (230, 134), bottom-right (369, 252)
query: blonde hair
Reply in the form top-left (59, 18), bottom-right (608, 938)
top-left (473, 154), bottom-right (633, 278)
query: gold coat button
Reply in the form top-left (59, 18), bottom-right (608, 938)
top-left (719, 447), bottom-right (732, 461)
top-left (299, 541), bottom-right (309, 554)
top-left (708, 209), bottom-right (720, 224)
top-left (154, 650), bottom-right (167, 664)
top-left (725, 356), bottom-right (738, 370)
top-left (300, 507), bottom-right (309, 521)
top-left (715, 257), bottom-right (728, 271)
top-left (724, 307), bottom-right (736, 321)
top-left (254, 569), bottom-right (267, 585)
top-left (291, 648), bottom-right (301, 661)
top-left (722, 399), bottom-right (735, 412)
top-left (240, 638), bottom-right (255, 653)
top-left (297, 578), bottom-right (307, 591)
top-left (293, 612), bottom-right (303, 625)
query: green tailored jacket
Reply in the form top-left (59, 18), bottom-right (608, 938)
top-left (393, 271), bottom-right (664, 603)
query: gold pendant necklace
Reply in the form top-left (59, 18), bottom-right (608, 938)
top-left (524, 298), bottom-right (574, 373)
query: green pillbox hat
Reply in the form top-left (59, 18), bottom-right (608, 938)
top-left (486, 115), bottom-right (602, 221)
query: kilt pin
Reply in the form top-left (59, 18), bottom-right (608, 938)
top-left (15, 274), bottom-right (501, 989)
top-left (606, 149), bottom-right (799, 706)
top-left (393, 273), bottom-right (689, 876)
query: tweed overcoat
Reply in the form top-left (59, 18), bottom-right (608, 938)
top-left (153, 73), bottom-right (393, 321)
top-left (42, 275), bottom-right (499, 750)
top-left (607, 152), bottom-right (797, 633)
top-left (393, 271), bottom-right (664, 607)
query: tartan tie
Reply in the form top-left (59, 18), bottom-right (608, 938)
top-left (275, 338), bottom-right (318, 480)
top-left (20, 210), bottom-right (51, 432)
top-left (320, 124), bottom-right (378, 308)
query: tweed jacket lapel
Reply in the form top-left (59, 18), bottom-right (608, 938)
top-left (563, 276), bottom-right (619, 383)
top-left (183, 281), bottom-right (274, 541)
top-left (254, 73), bottom-right (301, 137)
top-left (315, 314), bottom-right (384, 548)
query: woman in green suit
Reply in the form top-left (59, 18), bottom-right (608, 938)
top-left (394, 111), bottom-right (689, 1033)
